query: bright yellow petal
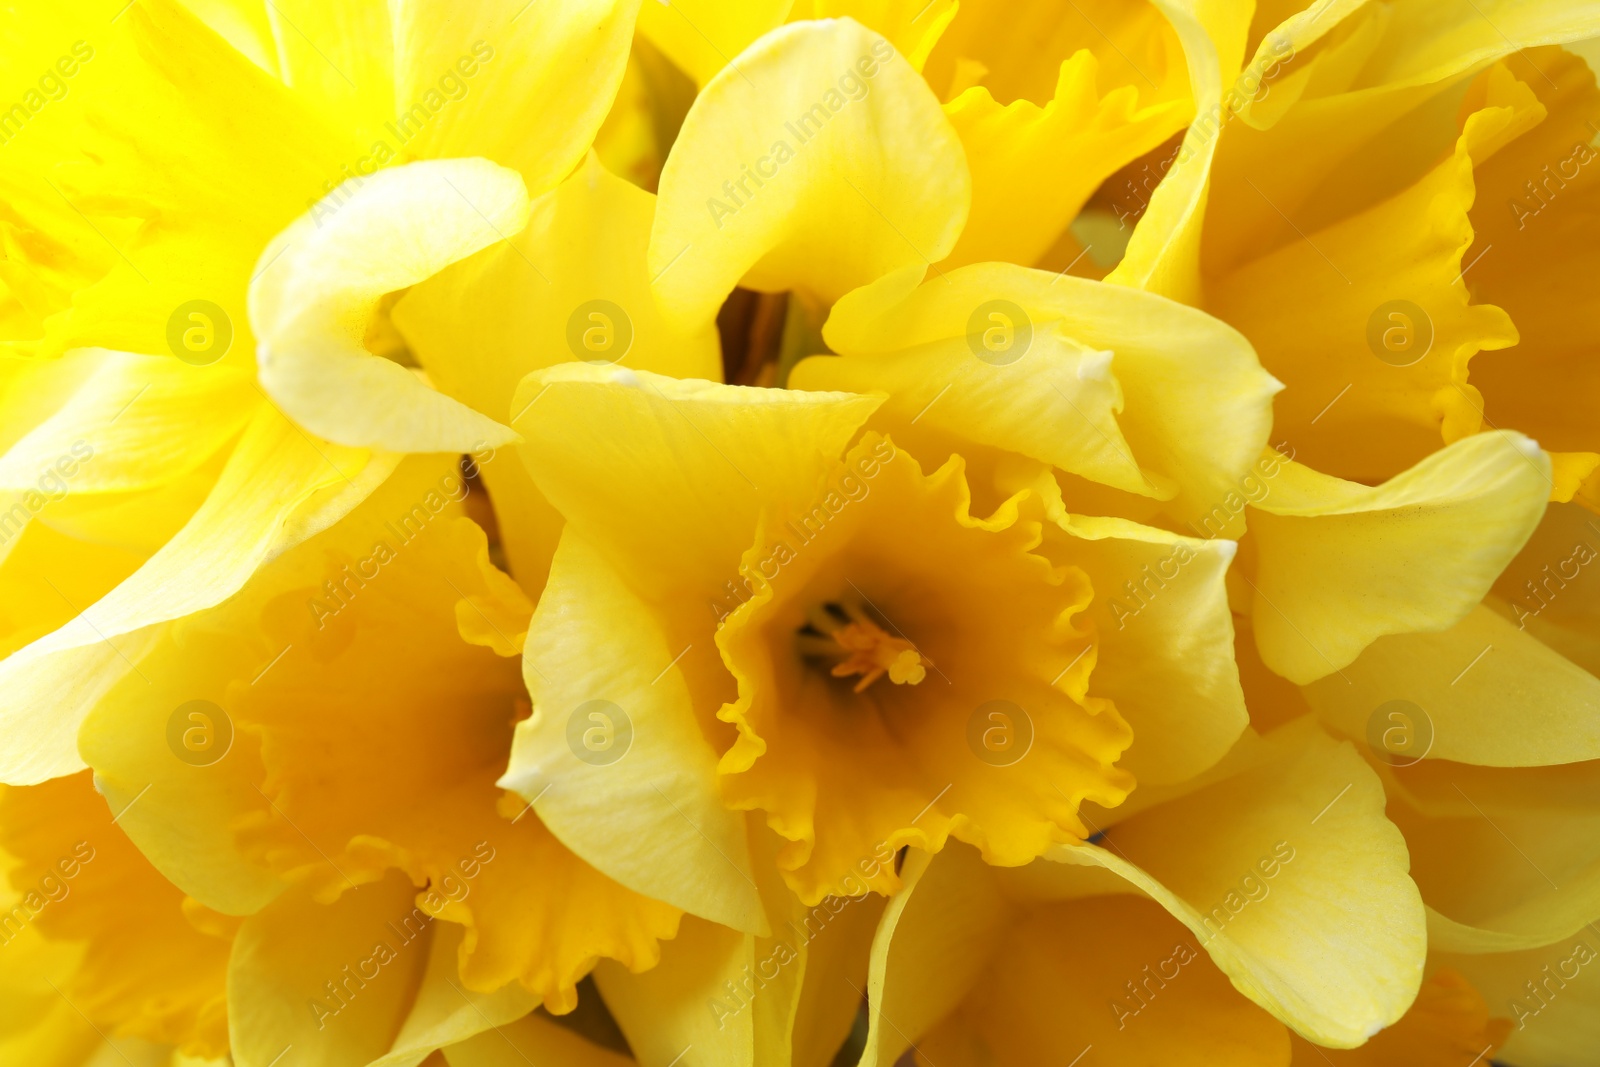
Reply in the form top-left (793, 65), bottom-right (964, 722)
top-left (936, 0), bottom-right (1193, 268)
top-left (392, 151), bottom-right (723, 586)
top-left (251, 0), bottom-right (395, 143)
top-left (1208, 81), bottom-right (1528, 481)
top-left (1384, 759), bottom-right (1600, 954)
top-left (591, 916), bottom-right (753, 1067)
top-left (502, 528), bottom-right (766, 936)
top-left (392, 0), bottom-right (643, 197)
top-left (649, 18), bottom-right (970, 329)
top-left (1205, 0), bottom-right (1600, 279)
top-left (1468, 49), bottom-right (1600, 482)
top-left (0, 772), bottom-right (230, 1057)
top-left (946, 893), bottom-right (1291, 1066)
top-left (0, 350), bottom-right (253, 494)
top-left (16, 0), bottom-right (359, 362)
top-left (1106, 0), bottom-right (1255, 300)
top-left (1489, 500), bottom-right (1600, 674)
top-left (368, 923), bottom-right (538, 1067)
top-left (393, 151), bottom-right (722, 415)
top-left (793, 0), bottom-right (956, 71)
top-left (1439, 942), bottom-right (1600, 1067)
top-left (507, 362), bottom-right (879, 604)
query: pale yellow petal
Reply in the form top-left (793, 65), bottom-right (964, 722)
top-left (502, 529), bottom-right (766, 936)
top-left (1050, 722), bottom-right (1426, 1048)
top-left (859, 846), bottom-right (1011, 1067)
top-left (1054, 513), bottom-right (1248, 784)
top-left (1249, 431), bottom-right (1551, 684)
top-left (0, 402), bottom-right (391, 785)
top-left (227, 873), bottom-right (431, 1067)
top-left (252, 159), bottom-right (530, 453)
top-left (1303, 604), bottom-right (1600, 766)
top-left (798, 261), bottom-right (1280, 520)
top-left (650, 18), bottom-right (969, 329)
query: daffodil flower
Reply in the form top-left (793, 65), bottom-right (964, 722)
top-left (0, 0), bottom-right (645, 786)
top-left (855, 719), bottom-right (1427, 1062)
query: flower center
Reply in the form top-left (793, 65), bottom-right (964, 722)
top-left (795, 601), bottom-right (932, 693)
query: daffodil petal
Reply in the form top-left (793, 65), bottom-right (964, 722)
top-left (649, 18), bottom-right (970, 328)
top-left (442, 1011), bottom-right (634, 1067)
top-left (0, 402), bottom-right (392, 785)
top-left (790, 888), bottom-right (884, 1067)
top-left (17, 0), bottom-right (358, 362)
top-left (368, 924), bottom-right (537, 1067)
top-left (392, 151), bottom-right (723, 585)
top-left (1440, 943), bottom-right (1600, 1067)
top-left (795, 0), bottom-right (956, 70)
top-left (799, 261), bottom-right (1280, 518)
top-left (0, 772), bottom-right (231, 1056)
top-left (1384, 760), bottom-right (1600, 954)
top-left (391, 0), bottom-right (643, 197)
top-left (940, 892), bottom-right (1291, 1066)
top-left (501, 528), bottom-right (766, 935)
top-left (1208, 0), bottom-right (1600, 277)
top-left (1050, 722), bottom-right (1426, 1048)
top-left (1303, 604), bottom-right (1600, 766)
top-left (1249, 431), bottom-right (1551, 684)
top-left (1107, 0), bottom-right (1253, 300)
top-left (1284, 968), bottom-right (1511, 1067)
top-left (591, 916), bottom-right (753, 1067)
top-left (252, 158), bottom-right (530, 453)
top-left (227, 873), bottom-right (431, 1067)
top-left (1490, 500), bottom-right (1600, 674)
top-left (392, 152), bottom-right (722, 421)
top-left (858, 845), bottom-right (1011, 1067)
top-left (507, 362), bottom-right (879, 601)
top-left (1055, 513), bottom-right (1247, 784)
top-left (258, 0), bottom-right (396, 142)
top-left (0, 350), bottom-right (252, 493)
top-left (1208, 89), bottom-right (1528, 480)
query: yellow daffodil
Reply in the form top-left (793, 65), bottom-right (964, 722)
top-left (858, 720), bottom-right (1428, 1062)
top-left (0, 0), bottom-right (647, 788)
top-left (3, 0), bottom-right (1598, 1064)
top-left (0, 770), bottom-right (231, 1061)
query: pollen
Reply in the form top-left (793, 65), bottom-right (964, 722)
top-left (797, 601), bottom-right (932, 693)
